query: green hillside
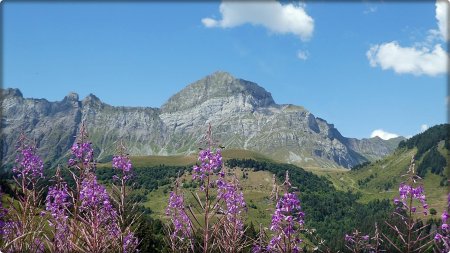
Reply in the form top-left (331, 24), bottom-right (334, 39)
top-left (325, 124), bottom-right (449, 213)
top-left (97, 155), bottom-right (392, 250)
top-left (97, 148), bottom-right (273, 168)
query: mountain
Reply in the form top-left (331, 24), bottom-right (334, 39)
top-left (1, 71), bottom-right (403, 168)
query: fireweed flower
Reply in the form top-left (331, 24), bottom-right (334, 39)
top-left (165, 191), bottom-right (192, 240)
top-left (268, 191), bottom-right (305, 252)
top-left (344, 234), bottom-right (353, 242)
top-left (344, 230), bottom-right (371, 252)
top-left (394, 183), bottom-right (428, 215)
top-left (68, 123), bottom-right (95, 172)
top-left (434, 193), bottom-right (450, 252)
top-left (2, 221), bottom-right (19, 247)
top-left (4, 137), bottom-right (46, 252)
top-left (111, 145), bottom-right (140, 253)
top-left (123, 231), bottom-right (139, 253)
top-left (45, 183), bottom-right (71, 251)
top-left (68, 141), bottom-right (94, 168)
top-left (442, 212), bottom-right (449, 230)
top-left (385, 158), bottom-right (434, 252)
top-left (112, 155), bottom-right (133, 181)
top-left (252, 244), bottom-right (263, 253)
top-left (0, 190), bottom-right (5, 236)
top-left (12, 144), bottom-right (43, 181)
top-left (192, 148), bottom-right (222, 183)
top-left (216, 174), bottom-right (247, 233)
top-left (33, 238), bottom-right (45, 253)
top-left (214, 173), bottom-right (248, 253)
top-left (79, 175), bottom-right (120, 240)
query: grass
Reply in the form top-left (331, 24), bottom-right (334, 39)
top-left (319, 147), bottom-right (448, 216)
top-left (97, 155), bottom-right (197, 168)
top-left (97, 148), bottom-right (273, 169)
top-left (98, 147), bottom-right (447, 224)
top-left (145, 168), bottom-right (276, 227)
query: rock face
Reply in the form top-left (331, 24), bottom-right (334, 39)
top-left (1, 72), bottom-right (404, 168)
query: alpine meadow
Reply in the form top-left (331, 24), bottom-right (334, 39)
top-left (1, 1), bottom-right (448, 253)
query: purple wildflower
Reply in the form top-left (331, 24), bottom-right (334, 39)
top-left (2, 221), bottom-right (19, 246)
top-left (216, 174), bottom-right (247, 234)
top-left (68, 124), bottom-right (95, 172)
top-left (12, 144), bottom-right (43, 181)
top-left (215, 173), bottom-right (248, 252)
top-left (46, 183), bottom-right (71, 251)
top-left (345, 234), bottom-right (353, 242)
top-left (69, 141), bottom-right (94, 168)
top-left (112, 155), bottom-right (133, 181)
top-left (252, 244), bottom-right (263, 253)
top-left (434, 193), bottom-right (450, 252)
top-left (123, 231), bottom-right (139, 253)
top-left (394, 183), bottom-right (428, 215)
top-left (165, 191), bottom-right (192, 240)
top-left (79, 175), bottom-right (120, 240)
top-left (33, 238), bottom-right (45, 253)
top-left (442, 211), bottom-right (449, 224)
top-left (46, 184), bottom-right (70, 219)
top-left (192, 148), bottom-right (222, 183)
top-left (268, 191), bottom-right (304, 252)
top-left (0, 190), bottom-right (5, 236)
top-left (344, 230), bottom-right (372, 252)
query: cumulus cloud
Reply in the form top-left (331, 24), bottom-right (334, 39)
top-left (297, 50), bottom-right (309, 60)
top-left (367, 42), bottom-right (447, 76)
top-left (420, 124), bottom-right (429, 132)
top-left (201, 1), bottom-right (314, 41)
top-left (202, 18), bottom-right (218, 28)
top-left (367, 0), bottom-right (448, 76)
top-left (370, 129), bottom-right (399, 140)
top-left (435, 0), bottom-right (449, 41)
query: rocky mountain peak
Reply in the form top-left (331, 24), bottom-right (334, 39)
top-left (2, 88), bottom-right (23, 98)
top-left (63, 92), bottom-right (79, 102)
top-left (161, 71), bottom-right (275, 113)
top-left (82, 93), bottom-right (102, 107)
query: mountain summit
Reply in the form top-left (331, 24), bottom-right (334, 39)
top-left (161, 71), bottom-right (275, 113)
top-left (1, 72), bottom-right (404, 168)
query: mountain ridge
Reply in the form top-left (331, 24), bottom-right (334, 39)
top-left (1, 72), bottom-right (404, 168)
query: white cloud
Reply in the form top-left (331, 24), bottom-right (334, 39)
top-left (370, 129), bottom-right (399, 140)
top-left (201, 1), bottom-right (314, 41)
top-left (367, 0), bottom-right (448, 77)
top-left (202, 18), bottom-right (218, 28)
top-left (367, 42), bottom-right (447, 76)
top-left (297, 50), bottom-right (309, 60)
top-left (435, 0), bottom-right (449, 41)
top-left (363, 6), bottom-right (377, 14)
top-left (420, 124), bottom-right (429, 132)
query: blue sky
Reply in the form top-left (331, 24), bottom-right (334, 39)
top-left (3, 1), bottom-right (448, 139)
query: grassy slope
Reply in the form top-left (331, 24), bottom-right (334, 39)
top-left (96, 139), bottom-right (449, 226)
top-left (139, 149), bottom-right (275, 226)
top-left (95, 148), bottom-right (276, 225)
top-left (97, 149), bottom-right (275, 226)
top-left (318, 146), bottom-right (448, 216)
top-left (125, 146), bottom-right (447, 223)
top-left (145, 168), bottom-right (276, 227)
top-left (97, 148), bottom-right (273, 168)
